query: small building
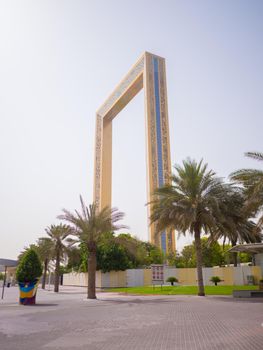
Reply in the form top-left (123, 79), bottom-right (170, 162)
top-left (228, 243), bottom-right (263, 274)
top-left (0, 258), bottom-right (18, 286)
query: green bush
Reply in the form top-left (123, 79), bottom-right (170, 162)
top-left (166, 276), bottom-right (178, 286)
top-left (210, 276), bottom-right (222, 286)
top-left (16, 248), bottom-right (42, 282)
top-left (0, 272), bottom-right (4, 281)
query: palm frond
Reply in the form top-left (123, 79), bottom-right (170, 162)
top-left (58, 196), bottom-right (126, 247)
top-left (245, 152), bottom-right (263, 161)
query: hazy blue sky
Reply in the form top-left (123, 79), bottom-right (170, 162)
top-left (1, 1), bottom-right (263, 259)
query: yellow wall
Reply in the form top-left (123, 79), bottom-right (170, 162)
top-left (251, 266), bottom-right (262, 284)
top-left (213, 267), bottom-right (234, 285)
top-left (177, 268), bottom-right (197, 285)
top-left (144, 269), bottom-right (152, 285)
top-left (109, 271), bottom-right (126, 288)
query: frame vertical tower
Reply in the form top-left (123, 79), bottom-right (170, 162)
top-left (94, 52), bottom-right (175, 253)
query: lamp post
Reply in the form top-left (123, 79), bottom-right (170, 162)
top-left (1, 266), bottom-right (7, 299)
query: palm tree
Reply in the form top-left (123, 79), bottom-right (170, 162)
top-left (231, 152), bottom-right (263, 228)
top-left (210, 187), bottom-right (261, 266)
top-left (149, 159), bottom-right (227, 296)
top-left (58, 196), bottom-right (125, 299)
top-left (45, 224), bottom-right (73, 292)
top-left (37, 237), bottom-right (54, 289)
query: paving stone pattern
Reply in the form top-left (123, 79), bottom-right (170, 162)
top-left (0, 286), bottom-right (263, 349)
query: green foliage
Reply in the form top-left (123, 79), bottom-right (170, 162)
top-left (220, 244), bottom-right (252, 265)
top-left (166, 276), bottom-right (178, 285)
top-left (66, 247), bottom-right (82, 272)
top-left (210, 276), bottom-right (222, 286)
top-left (18, 244), bottom-right (39, 263)
top-left (79, 242), bottom-right (88, 272)
top-left (16, 248), bottom-right (42, 282)
top-left (201, 238), bottom-right (225, 267)
top-left (74, 232), bottom-right (164, 273)
top-left (45, 224), bottom-right (73, 259)
top-left (59, 265), bottom-right (68, 275)
top-left (76, 236), bottom-right (131, 273)
top-left (97, 238), bottom-right (132, 273)
top-left (168, 238), bottom-right (228, 268)
top-left (180, 245), bottom-right (196, 267)
top-left (168, 237), bottom-right (254, 268)
top-left (141, 241), bottom-right (164, 265)
top-left (117, 233), bottom-right (164, 267)
top-left (37, 237), bottom-right (54, 263)
top-left (0, 272), bottom-right (4, 280)
top-left (150, 159), bottom-right (227, 235)
top-left (166, 253), bottom-right (185, 268)
top-left (59, 198), bottom-right (126, 249)
top-left (231, 151), bottom-right (263, 228)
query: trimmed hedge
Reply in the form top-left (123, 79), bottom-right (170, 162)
top-left (16, 248), bottom-right (42, 282)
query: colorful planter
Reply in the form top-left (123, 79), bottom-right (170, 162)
top-left (18, 280), bottom-right (39, 305)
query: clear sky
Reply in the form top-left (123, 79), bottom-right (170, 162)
top-left (1, 0), bottom-right (263, 259)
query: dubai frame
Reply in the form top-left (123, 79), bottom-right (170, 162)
top-left (94, 52), bottom-right (175, 253)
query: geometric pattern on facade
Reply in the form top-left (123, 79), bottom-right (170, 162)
top-left (94, 52), bottom-right (175, 253)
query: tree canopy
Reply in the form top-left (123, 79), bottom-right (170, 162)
top-left (16, 248), bottom-right (42, 283)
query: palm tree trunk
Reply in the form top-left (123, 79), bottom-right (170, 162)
top-left (194, 228), bottom-right (205, 296)
top-left (231, 240), bottom-right (238, 267)
top-left (54, 250), bottom-right (60, 293)
top-left (42, 258), bottom-right (48, 289)
top-left (88, 245), bottom-right (97, 299)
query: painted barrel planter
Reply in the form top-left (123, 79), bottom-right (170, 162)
top-left (18, 280), bottom-right (39, 305)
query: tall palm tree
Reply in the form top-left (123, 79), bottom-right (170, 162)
top-left (45, 224), bottom-right (73, 292)
top-left (210, 187), bottom-right (261, 266)
top-left (149, 159), bottom-right (227, 296)
top-left (231, 152), bottom-right (263, 228)
top-left (37, 237), bottom-right (54, 289)
top-left (58, 196), bottom-right (125, 299)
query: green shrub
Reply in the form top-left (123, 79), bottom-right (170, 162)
top-left (0, 272), bottom-right (4, 280)
top-left (16, 248), bottom-right (42, 282)
top-left (210, 276), bottom-right (222, 286)
top-left (166, 276), bottom-right (178, 286)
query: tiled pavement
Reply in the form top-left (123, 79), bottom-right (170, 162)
top-left (0, 286), bottom-right (263, 349)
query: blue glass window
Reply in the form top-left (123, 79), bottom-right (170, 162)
top-left (153, 57), bottom-right (164, 188)
top-left (161, 232), bottom-right (167, 253)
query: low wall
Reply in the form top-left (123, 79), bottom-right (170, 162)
top-left (164, 266), bottom-right (262, 286)
top-left (63, 266), bottom-right (262, 288)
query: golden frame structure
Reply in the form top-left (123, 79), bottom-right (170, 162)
top-left (94, 52), bottom-right (175, 253)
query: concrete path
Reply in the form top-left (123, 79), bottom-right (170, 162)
top-left (0, 286), bottom-right (263, 349)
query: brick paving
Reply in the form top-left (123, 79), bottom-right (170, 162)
top-left (0, 286), bottom-right (263, 349)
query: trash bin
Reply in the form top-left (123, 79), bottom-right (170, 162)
top-left (247, 275), bottom-right (254, 285)
top-left (7, 282), bottom-right (11, 288)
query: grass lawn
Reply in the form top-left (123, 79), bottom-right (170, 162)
top-left (107, 285), bottom-right (259, 295)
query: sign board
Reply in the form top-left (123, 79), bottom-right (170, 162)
top-left (151, 264), bottom-right (164, 285)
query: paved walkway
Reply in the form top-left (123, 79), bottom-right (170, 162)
top-left (0, 286), bottom-right (263, 349)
